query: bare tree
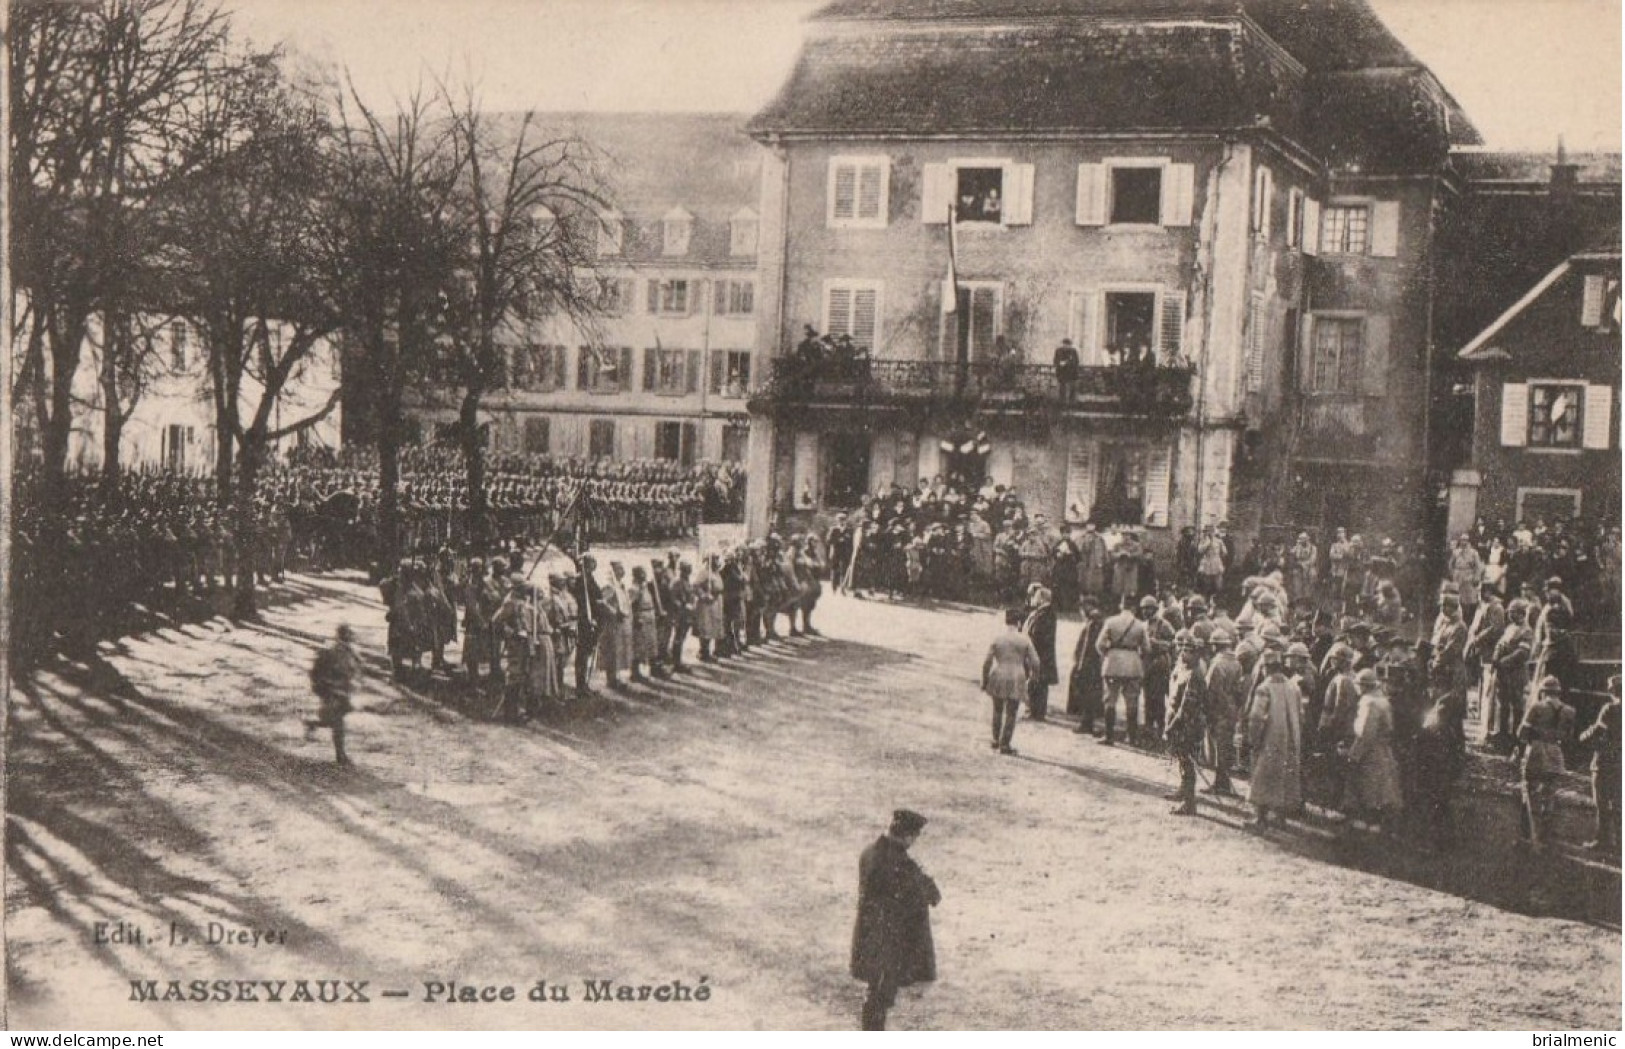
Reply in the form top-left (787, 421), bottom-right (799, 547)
top-left (436, 92), bottom-right (609, 547)
top-left (162, 47), bottom-right (342, 617)
top-left (315, 81), bottom-right (465, 572)
top-left (8, 0), bottom-right (230, 502)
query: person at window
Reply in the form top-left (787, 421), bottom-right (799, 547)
top-left (1053, 337), bottom-right (1080, 403)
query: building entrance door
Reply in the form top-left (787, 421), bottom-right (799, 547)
top-left (824, 432), bottom-right (872, 508)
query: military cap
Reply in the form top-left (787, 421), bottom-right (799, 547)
top-left (1139, 594), bottom-right (1159, 610)
top-left (1210, 627), bottom-right (1234, 647)
top-left (1190, 620), bottom-right (1214, 645)
top-left (1355, 668), bottom-right (1382, 691)
top-left (1286, 642), bottom-right (1312, 659)
top-left (889, 809), bottom-right (928, 836)
top-left (1327, 643), bottom-right (1357, 665)
top-left (1539, 675), bottom-right (1563, 694)
top-left (1261, 649), bottom-right (1284, 668)
top-left (1545, 576), bottom-right (1565, 590)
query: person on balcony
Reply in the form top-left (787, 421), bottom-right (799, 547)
top-left (990, 335), bottom-right (1020, 391)
top-left (1053, 337), bottom-right (1080, 404)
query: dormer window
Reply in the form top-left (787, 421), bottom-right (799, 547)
top-left (598, 211), bottom-right (623, 256)
top-left (730, 208), bottom-right (759, 257)
top-left (662, 207), bottom-right (693, 257)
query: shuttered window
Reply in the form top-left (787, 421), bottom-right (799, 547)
top-left (828, 156), bottom-right (889, 228)
top-left (1583, 385), bottom-right (1614, 449)
top-left (1528, 382), bottom-right (1586, 448)
top-left (1245, 295), bottom-right (1266, 392)
top-left (1309, 317), bottom-right (1364, 395)
top-left (1143, 443), bottom-right (1173, 528)
top-left (1501, 383), bottom-right (1529, 447)
top-left (825, 281), bottom-right (882, 352)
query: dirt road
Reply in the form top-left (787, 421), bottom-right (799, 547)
top-left (6, 570), bottom-right (1619, 1029)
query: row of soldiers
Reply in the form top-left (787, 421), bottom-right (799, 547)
top-left (375, 533), bottom-right (830, 717)
top-left (11, 468), bottom-right (297, 664)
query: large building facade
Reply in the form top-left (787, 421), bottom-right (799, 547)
top-left (742, 0), bottom-right (1482, 557)
top-left (403, 113), bottom-right (762, 468)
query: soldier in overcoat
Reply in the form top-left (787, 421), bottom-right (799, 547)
top-left (851, 809), bottom-right (940, 1031)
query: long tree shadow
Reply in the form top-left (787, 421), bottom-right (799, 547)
top-left (1019, 740), bottom-right (1617, 930)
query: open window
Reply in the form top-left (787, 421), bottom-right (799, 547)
top-left (1111, 167), bottom-right (1162, 225)
top-left (1104, 292), bottom-right (1157, 361)
top-left (955, 166), bottom-right (1004, 224)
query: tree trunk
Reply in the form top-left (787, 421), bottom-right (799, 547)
top-left (42, 308), bottom-right (89, 498)
top-left (231, 439), bottom-right (264, 620)
top-left (375, 332), bottom-right (403, 574)
top-left (459, 385), bottom-right (489, 552)
top-left (100, 312), bottom-right (124, 491)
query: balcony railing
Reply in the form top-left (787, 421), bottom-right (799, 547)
top-left (753, 357), bottom-right (1195, 417)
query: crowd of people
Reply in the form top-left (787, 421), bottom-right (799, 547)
top-left (815, 475), bottom-right (1434, 634)
top-left (979, 562), bottom-right (1620, 856)
top-left (8, 449), bottom-right (747, 665)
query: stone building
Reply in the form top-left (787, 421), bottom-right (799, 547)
top-left (742, 0), bottom-right (1482, 558)
top-left (402, 113), bottom-right (762, 468)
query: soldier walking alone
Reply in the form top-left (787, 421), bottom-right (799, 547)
top-left (851, 809), bottom-right (940, 1031)
top-left (307, 624), bottom-right (361, 766)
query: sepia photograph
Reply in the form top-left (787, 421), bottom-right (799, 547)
top-left (1, 0), bottom-right (1621, 1032)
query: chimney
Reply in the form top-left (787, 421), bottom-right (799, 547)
top-left (1551, 136), bottom-right (1579, 196)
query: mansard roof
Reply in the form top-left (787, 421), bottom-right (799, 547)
top-left (750, 0), bottom-right (1480, 170)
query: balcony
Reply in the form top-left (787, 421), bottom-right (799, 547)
top-left (750, 357), bottom-right (1195, 419)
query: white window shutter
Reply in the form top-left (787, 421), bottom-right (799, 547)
top-left (1084, 291), bottom-right (1104, 365)
top-left (1161, 163), bottom-right (1195, 226)
top-left (1067, 290), bottom-right (1085, 345)
top-left (1158, 290), bottom-right (1186, 360)
top-left (1286, 189), bottom-right (1302, 249)
top-left (1584, 384), bottom-right (1613, 449)
top-left (1501, 383), bottom-right (1530, 447)
top-left (1245, 295), bottom-right (1266, 393)
top-left (1076, 163), bottom-right (1106, 226)
top-left (1370, 201), bottom-right (1401, 257)
top-left (827, 286), bottom-right (853, 337)
top-left (1303, 199), bottom-right (1322, 257)
top-left (1297, 311), bottom-right (1315, 392)
top-left (1582, 274), bottom-right (1606, 327)
top-left (921, 163), bottom-right (951, 225)
top-left (1003, 163), bottom-right (1035, 225)
top-left (1066, 439), bottom-right (1095, 523)
top-left (1144, 443), bottom-right (1173, 527)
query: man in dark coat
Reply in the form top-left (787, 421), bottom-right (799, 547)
top-left (1070, 597), bottom-right (1107, 733)
top-left (851, 809), bottom-right (940, 1031)
top-left (1022, 584), bottom-right (1059, 721)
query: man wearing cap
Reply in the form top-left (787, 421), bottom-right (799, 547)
top-left (1165, 631), bottom-right (1208, 815)
top-left (851, 809), bottom-right (941, 1030)
top-left (1140, 596), bottom-right (1177, 744)
top-left (1580, 675), bottom-right (1622, 853)
top-left (1532, 576), bottom-right (1578, 697)
top-left (984, 608), bottom-right (1042, 755)
top-left (596, 561), bottom-right (631, 691)
top-left (1245, 649), bottom-right (1303, 828)
top-left (1096, 594), bottom-right (1149, 746)
top-left (307, 624), bottom-right (361, 766)
top-left (1449, 533), bottom-right (1484, 626)
top-left (1315, 647), bottom-right (1362, 811)
top-left (1202, 627), bottom-right (1243, 794)
top-left (1518, 676), bottom-right (1578, 850)
top-left (1429, 589), bottom-right (1470, 723)
top-left (1341, 669), bottom-right (1403, 831)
